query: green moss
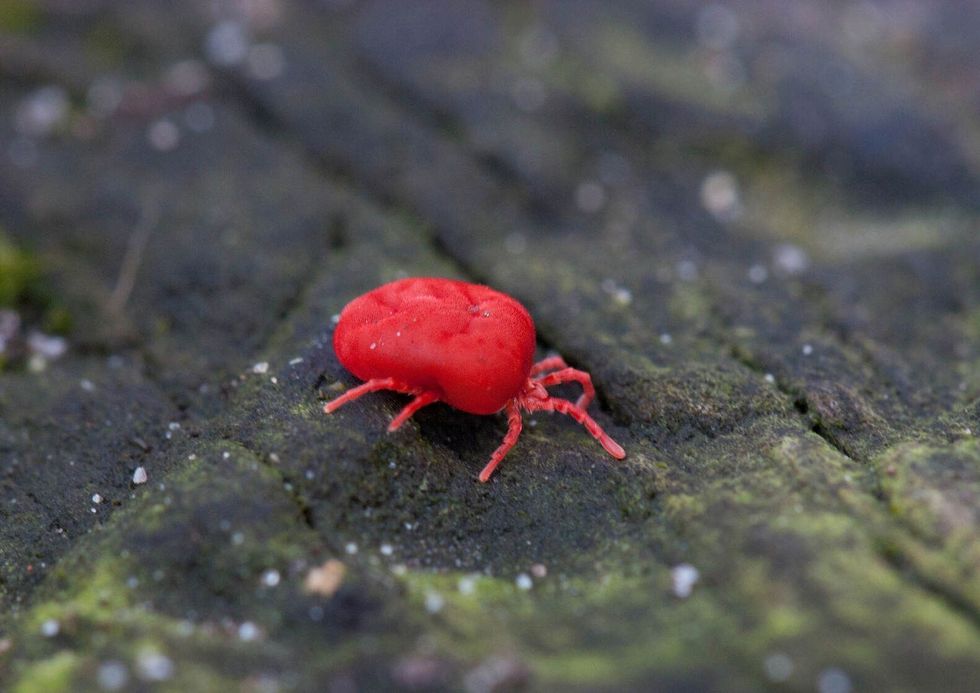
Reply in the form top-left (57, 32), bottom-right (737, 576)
top-left (12, 651), bottom-right (79, 693)
top-left (0, 0), bottom-right (40, 34)
top-left (0, 231), bottom-right (39, 307)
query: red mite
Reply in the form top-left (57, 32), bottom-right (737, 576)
top-left (323, 277), bottom-right (626, 481)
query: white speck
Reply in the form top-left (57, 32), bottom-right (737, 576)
top-left (696, 4), bottom-right (740, 50)
top-left (395, 331), bottom-right (402, 337)
top-left (270, 377), bottom-right (278, 384)
top-left (188, 454), bottom-right (197, 461)
top-left (424, 591), bottom-right (445, 613)
top-left (369, 342), bottom-right (377, 350)
top-left (601, 278), bottom-right (632, 305)
top-left (763, 653), bottom-right (794, 682)
top-left (246, 43), bottom-right (285, 80)
top-left (80, 379), bottom-right (96, 392)
top-left (504, 233), bottom-right (528, 254)
top-left (231, 532), bottom-right (245, 546)
top-left (97, 660), bottom-right (129, 690)
top-left (288, 357), bottom-right (303, 366)
top-left (147, 119), bottom-right (180, 151)
top-left (136, 651), bottom-right (174, 682)
top-left (261, 569), bottom-right (280, 587)
top-left (773, 243), bottom-right (810, 275)
top-left (205, 20), bottom-right (249, 66)
top-left (16, 86), bottom-right (69, 137)
top-left (380, 543), bottom-right (394, 556)
top-left (304, 469), bottom-right (315, 480)
top-left (659, 333), bottom-right (673, 345)
top-left (458, 576), bottom-right (477, 595)
top-left (802, 344), bottom-right (814, 356)
top-left (132, 467), bottom-right (148, 485)
top-left (168, 422), bottom-right (181, 431)
top-left (345, 542), bottom-right (358, 555)
top-left (331, 314), bottom-right (341, 324)
top-left (515, 573), bottom-right (533, 591)
top-left (530, 563), bottom-right (548, 579)
top-left (238, 621), bottom-right (260, 641)
top-left (27, 331), bottom-right (67, 359)
top-left (92, 493), bottom-right (103, 504)
top-left (252, 361), bottom-right (269, 374)
top-left (700, 170), bottom-right (741, 221)
top-left (676, 260), bottom-right (699, 282)
top-left (764, 373), bottom-right (775, 384)
top-left (671, 563), bottom-right (700, 598)
top-left (222, 451), bottom-right (231, 459)
top-left (40, 619), bottom-right (60, 637)
top-left (748, 264), bottom-right (768, 284)
top-left (183, 101), bottom-right (215, 133)
top-left (90, 507), bottom-right (97, 514)
top-left (817, 667), bottom-right (852, 693)
top-left (575, 180), bottom-right (607, 213)
top-left (268, 452), bottom-right (281, 463)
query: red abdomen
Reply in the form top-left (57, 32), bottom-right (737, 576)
top-left (333, 278), bottom-right (536, 414)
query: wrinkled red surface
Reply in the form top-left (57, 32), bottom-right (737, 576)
top-left (333, 278), bottom-right (536, 414)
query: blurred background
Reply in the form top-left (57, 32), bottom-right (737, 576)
top-left (1, 1), bottom-right (980, 691)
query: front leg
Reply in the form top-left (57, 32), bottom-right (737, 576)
top-left (323, 377), bottom-right (422, 414)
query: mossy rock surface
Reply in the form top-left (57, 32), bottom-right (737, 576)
top-left (1, 1), bottom-right (980, 691)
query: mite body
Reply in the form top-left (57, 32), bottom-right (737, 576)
top-left (324, 277), bottom-right (625, 481)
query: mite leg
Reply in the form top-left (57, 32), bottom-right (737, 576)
top-left (529, 355), bottom-right (568, 377)
top-left (323, 377), bottom-right (421, 414)
top-left (532, 367), bottom-right (596, 409)
top-left (388, 391), bottom-right (440, 432)
top-left (527, 397), bottom-right (625, 460)
top-left (478, 400), bottom-right (523, 482)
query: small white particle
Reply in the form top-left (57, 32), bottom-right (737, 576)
top-left (205, 20), bottom-right (249, 66)
top-left (530, 563), bottom-right (548, 579)
top-left (222, 451), bottom-right (231, 459)
top-left (97, 660), bottom-right (129, 691)
top-left (270, 376), bottom-right (278, 384)
top-left (748, 264), bottom-right (769, 284)
top-left (700, 170), bottom-right (741, 221)
top-left (331, 314), bottom-right (341, 324)
top-left (238, 621), bottom-right (260, 641)
top-left (764, 373), bottom-right (775, 384)
top-left (659, 333), bottom-right (673, 345)
top-left (763, 653), bottom-right (794, 682)
top-left (345, 542), bottom-right (358, 555)
top-left (380, 543), bottom-right (394, 556)
top-left (395, 331), bottom-right (401, 337)
top-left (261, 569), bottom-right (281, 587)
top-left (515, 573), bottom-right (533, 591)
top-left (817, 667), bottom-right (852, 693)
top-left (773, 243), bottom-right (810, 275)
top-left (132, 467), bottom-right (148, 485)
top-left (369, 342), bottom-right (377, 350)
top-left (231, 532), bottom-right (245, 546)
top-left (40, 619), bottom-right (60, 637)
top-left (92, 493), bottom-right (103, 504)
top-left (671, 563), bottom-right (700, 598)
top-left (91, 507), bottom-right (97, 514)
top-left (147, 119), bottom-right (180, 152)
top-left (168, 422), bottom-right (181, 431)
top-left (268, 453), bottom-right (281, 463)
top-left (802, 344), bottom-right (814, 356)
top-left (188, 454), bottom-right (197, 460)
top-left (80, 379), bottom-right (96, 392)
top-left (424, 591), bottom-right (445, 614)
top-left (458, 576), bottom-right (477, 595)
top-left (252, 361), bottom-right (269, 374)
top-left (288, 357), bottom-right (303, 366)
top-left (136, 651), bottom-right (174, 682)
